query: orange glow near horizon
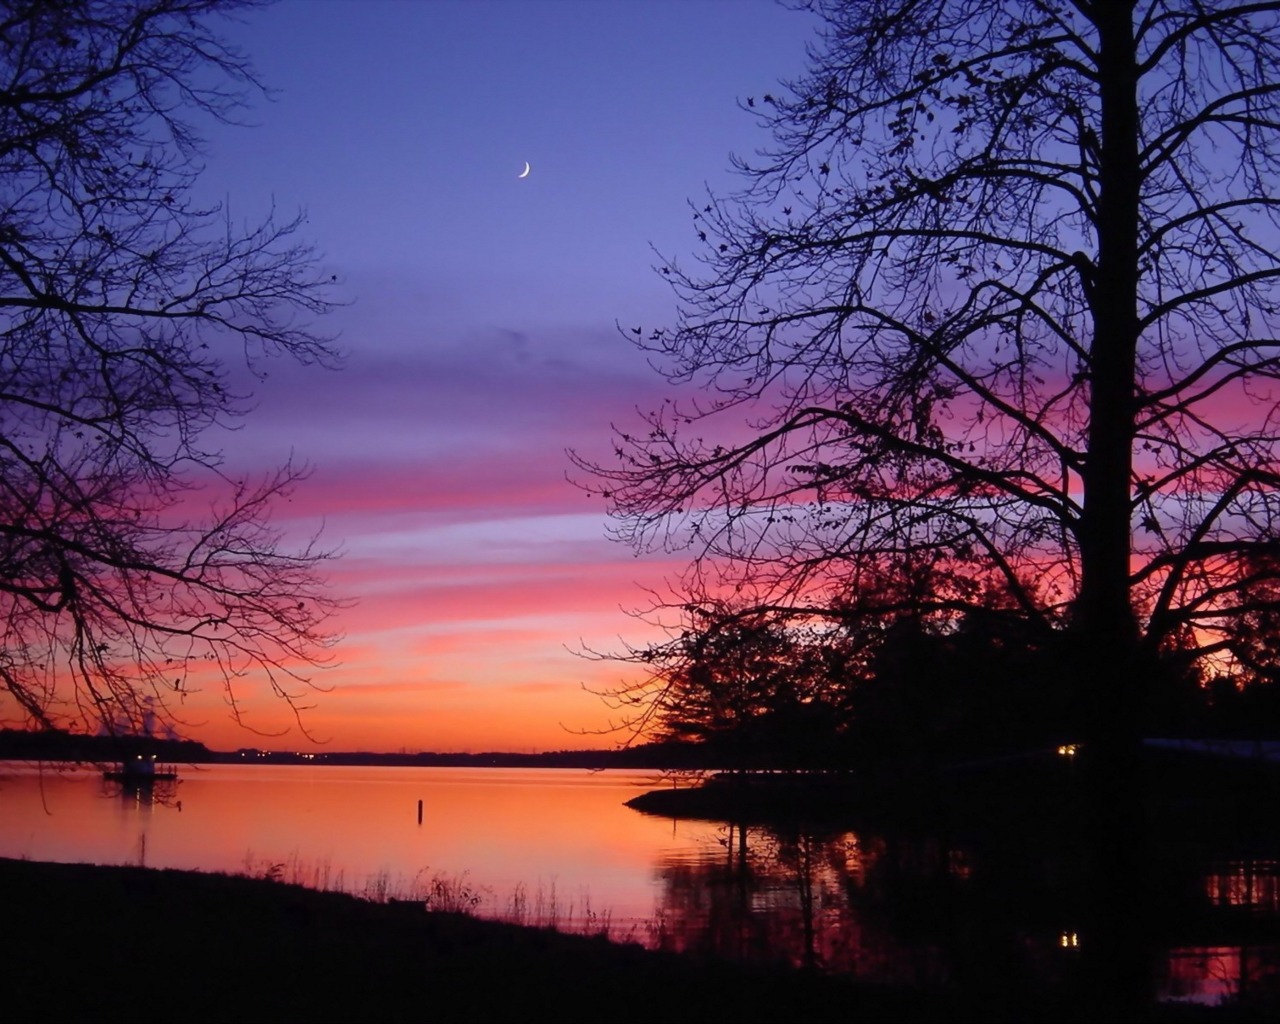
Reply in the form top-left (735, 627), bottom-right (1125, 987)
top-left (135, 509), bottom-right (683, 753)
top-left (0, 439), bottom-right (684, 752)
top-left (186, 655), bottom-right (645, 755)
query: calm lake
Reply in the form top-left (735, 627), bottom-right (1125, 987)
top-left (2, 761), bottom-right (1276, 1007)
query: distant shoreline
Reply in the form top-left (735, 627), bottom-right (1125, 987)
top-left (0, 727), bottom-right (741, 770)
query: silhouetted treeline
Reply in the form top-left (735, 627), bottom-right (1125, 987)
top-left (632, 600), bottom-right (1280, 774)
top-left (0, 730), bottom-right (737, 770)
top-left (224, 741), bottom-right (757, 770)
top-left (0, 729), bottom-right (213, 764)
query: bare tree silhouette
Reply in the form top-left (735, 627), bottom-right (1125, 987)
top-left (0, 1), bottom-right (341, 738)
top-left (576, 0), bottom-right (1280, 1008)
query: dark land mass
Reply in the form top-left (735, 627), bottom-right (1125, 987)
top-left (0, 728), bottom-right (728, 770)
top-left (0, 857), bottom-right (1258, 1024)
top-left (4, 730), bottom-right (1278, 786)
top-left (624, 746), bottom-right (1280, 1023)
top-left (0, 858), bottom-right (945, 1023)
top-left (624, 743), bottom-right (1280, 835)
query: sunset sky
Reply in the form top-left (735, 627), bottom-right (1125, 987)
top-left (180, 0), bottom-right (819, 751)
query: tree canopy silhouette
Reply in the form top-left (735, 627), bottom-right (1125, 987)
top-left (578, 0), bottom-right (1280, 764)
top-left (0, 0), bottom-right (340, 738)
top-left (577, 1), bottom-right (1280, 1006)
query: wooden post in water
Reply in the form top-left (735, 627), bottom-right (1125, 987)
top-left (417, 799), bottom-right (423, 825)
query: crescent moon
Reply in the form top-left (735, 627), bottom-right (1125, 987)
top-left (518, 161), bottom-right (531, 179)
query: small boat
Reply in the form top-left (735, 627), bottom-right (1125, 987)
top-left (103, 753), bottom-right (179, 783)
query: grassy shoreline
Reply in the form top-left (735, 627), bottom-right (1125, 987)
top-left (1, 857), bottom-right (945, 1023)
top-left (3, 856), bottom-right (1263, 1023)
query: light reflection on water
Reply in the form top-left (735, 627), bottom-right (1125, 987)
top-left (1, 761), bottom-right (1276, 1006)
top-left (0, 763), bottom-right (701, 928)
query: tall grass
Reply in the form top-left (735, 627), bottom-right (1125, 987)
top-left (501, 879), bottom-right (624, 939)
top-left (236, 851), bottom-right (643, 943)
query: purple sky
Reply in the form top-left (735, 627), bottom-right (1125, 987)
top-left (182, 0), bottom-right (819, 751)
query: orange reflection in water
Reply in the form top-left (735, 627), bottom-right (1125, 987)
top-left (169, 766), bottom-right (680, 905)
top-left (1204, 860), bottom-right (1280, 913)
top-left (0, 763), bottom-right (695, 926)
top-left (1160, 946), bottom-right (1280, 1007)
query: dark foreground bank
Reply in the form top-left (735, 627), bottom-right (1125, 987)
top-left (0, 858), bottom-right (1253, 1023)
top-left (0, 857), bottom-right (929, 1024)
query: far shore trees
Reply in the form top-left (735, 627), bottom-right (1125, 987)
top-left (576, 0), bottom-right (1280, 1007)
top-left (0, 1), bottom-right (340, 738)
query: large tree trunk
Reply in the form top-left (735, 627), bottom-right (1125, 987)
top-left (1076, 2), bottom-right (1151, 1013)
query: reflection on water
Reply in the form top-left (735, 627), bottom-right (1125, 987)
top-left (101, 777), bottom-right (181, 813)
top-left (1205, 859), bottom-right (1280, 912)
top-left (2, 762), bottom-right (1277, 1008)
top-left (1161, 947), bottom-right (1280, 1007)
top-left (650, 826), bottom-right (1003, 986)
top-left (643, 819), bottom-right (1280, 1007)
top-left (0, 762), bottom-right (705, 927)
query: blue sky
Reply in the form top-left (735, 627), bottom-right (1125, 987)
top-left (179, 0), bottom-right (819, 751)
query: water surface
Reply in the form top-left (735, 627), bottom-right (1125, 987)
top-left (0, 763), bottom-right (698, 929)
top-left (2, 761), bottom-right (1275, 1006)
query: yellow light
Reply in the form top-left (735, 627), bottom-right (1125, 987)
top-left (1056, 744), bottom-right (1079, 758)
